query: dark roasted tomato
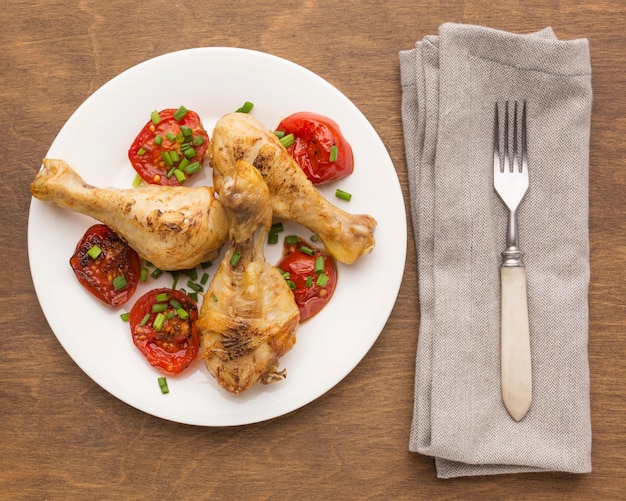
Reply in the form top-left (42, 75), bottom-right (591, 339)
top-left (277, 236), bottom-right (338, 322)
top-left (275, 111), bottom-right (354, 185)
top-left (69, 224), bottom-right (140, 306)
top-left (129, 288), bottom-right (199, 375)
top-left (128, 106), bottom-right (209, 186)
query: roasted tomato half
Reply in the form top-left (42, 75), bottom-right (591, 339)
top-left (129, 288), bottom-right (199, 375)
top-left (277, 237), bottom-right (338, 322)
top-left (275, 111), bottom-right (354, 185)
top-left (128, 106), bottom-right (209, 186)
top-left (69, 224), bottom-right (140, 306)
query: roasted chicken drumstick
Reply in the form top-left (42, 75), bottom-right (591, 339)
top-left (30, 158), bottom-right (229, 270)
top-left (197, 159), bottom-right (300, 394)
top-left (210, 113), bottom-right (377, 265)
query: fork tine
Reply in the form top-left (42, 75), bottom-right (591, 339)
top-left (512, 101), bottom-right (519, 173)
top-left (504, 101), bottom-right (510, 173)
top-left (521, 101), bottom-right (528, 173)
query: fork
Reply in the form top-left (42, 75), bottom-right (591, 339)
top-left (493, 100), bottom-right (532, 421)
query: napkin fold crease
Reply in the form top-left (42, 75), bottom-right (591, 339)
top-left (399, 23), bottom-right (592, 478)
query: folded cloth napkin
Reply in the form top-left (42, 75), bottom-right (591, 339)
top-left (399, 23), bottom-right (593, 478)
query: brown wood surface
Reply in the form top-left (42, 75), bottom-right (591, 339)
top-left (2, 1), bottom-right (625, 499)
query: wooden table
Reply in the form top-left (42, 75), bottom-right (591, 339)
top-left (3, 1), bottom-right (625, 498)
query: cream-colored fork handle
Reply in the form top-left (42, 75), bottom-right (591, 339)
top-left (500, 266), bottom-right (532, 421)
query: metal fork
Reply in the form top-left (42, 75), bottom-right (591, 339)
top-left (493, 101), bottom-right (532, 421)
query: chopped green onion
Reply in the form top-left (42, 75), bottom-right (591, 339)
top-left (152, 303), bottom-right (168, 313)
top-left (212, 294), bottom-right (218, 302)
top-left (154, 134), bottom-right (163, 146)
top-left (201, 272), bottom-right (209, 285)
top-left (87, 245), bottom-right (102, 260)
top-left (268, 222), bottom-right (284, 244)
top-left (165, 131), bottom-right (177, 142)
top-left (316, 273), bottom-right (329, 287)
top-left (280, 133), bottom-right (295, 148)
top-left (286, 280), bottom-right (296, 290)
top-left (166, 311), bottom-right (175, 319)
top-left (183, 161), bottom-right (202, 174)
top-left (329, 145), bottom-right (338, 162)
top-left (201, 261), bottom-right (213, 269)
top-left (182, 146), bottom-right (197, 159)
top-left (166, 165), bottom-right (177, 178)
top-left (173, 105), bottom-right (188, 121)
top-left (173, 169), bottom-right (186, 184)
top-left (305, 276), bottom-right (313, 288)
top-left (192, 135), bottom-right (205, 146)
top-left (151, 110), bottom-right (161, 125)
top-left (187, 280), bottom-right (203, 293)
top-left (139, 313), bottom-right (150, 326)
top-left (186, 268), bottom-right (198, 281)
top-left (178, 157), bottom-right (190, 172)
top-left (155, 292), bottom-right (170, 302)
top-left (169, 150), bottom-right (180, 163)
top-left (137, 147), bottom-right (146, 156)
top-left (161, 151), bottom-right (173, 166)
top-left (285, 235), bottom-right (299, 245)
top-left (132, 174), bottom-right (143, 188)
top-left (300, 245), bottom-right (314, 256)
top-left (335, 189), bottom-right (352, 201)
top-left (310, 234), bottom-right (319, 242)
top-left (181, 125), bottom-right (193, 137)
top-left (230, 252), bottom-right (241, 267)
top-left (176, 308), bottom-right (189, 320)
top-left (236, 101), bottom-right (254, 113)
top-left (120, 312), bottom-right (130, 322)
top-left (151, 268), bottom-right (163, 279)
top-left (188, 291), bottom-right (198, 302)
top-left (158, 376), bottom-right (169, 394)
top-left (270, 222), bottom-right (284, 234)
top-left (314, 255), bottom-right (325, 274)
top-left (169, 299), bottom-right (183, 310)
top-left (153, 312), bottom-right (166, 331)
top-left (280, 269), bottom-right (290, 280)
top-left (170, 271), bottom-right (179, 289)
top-left (274, 130), bottom-right (286, 139)
top-left (112, 275), bottom-right (127, 291)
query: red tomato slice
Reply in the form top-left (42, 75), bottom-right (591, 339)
top-left (129, 288), bottom-right (199, 375)
top-left (69, 224), bottom-right (140, 306)
top-left (278, 237), bottom-right (338, 322)
top-left (276, 112), bottom-right (354, 185)
top-left (128, 107), bottom-right (209, 186)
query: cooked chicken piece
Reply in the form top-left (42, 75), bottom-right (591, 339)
top-left (197, 159), bottom-right (300, 394)
top-left (210, 112), bottom-right (377, 265)
top-left (30, 158), bottom-right (228, 270)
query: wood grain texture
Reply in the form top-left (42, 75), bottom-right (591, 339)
top-left (2, 0), bottom-right (625, 498)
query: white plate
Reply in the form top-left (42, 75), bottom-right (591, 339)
top-left (28, 48), bottom-right (406, 426)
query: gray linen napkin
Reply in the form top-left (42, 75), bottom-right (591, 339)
top-left (399, 23), bottom-right (592, 478)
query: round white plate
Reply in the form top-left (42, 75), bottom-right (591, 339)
top-left (28, 48), bottom-right (406, 426)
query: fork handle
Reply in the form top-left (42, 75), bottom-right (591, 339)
top-left (500, 266), bottom-right (532, 421)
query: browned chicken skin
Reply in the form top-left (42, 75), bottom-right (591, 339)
top-left (210, 112), bottom-right (377, 264)
top-left (30, 158), bottom-right (229, 270)
top-left (197, 159), bottom-right (300, 394)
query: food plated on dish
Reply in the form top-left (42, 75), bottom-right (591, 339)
top-left (28, 48), bottom-right (406, 425)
